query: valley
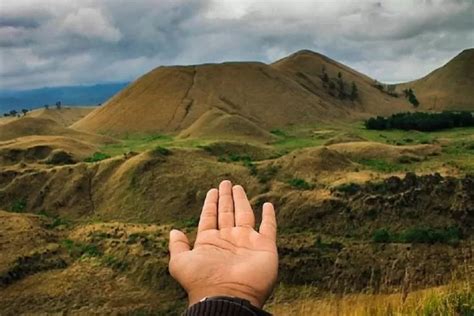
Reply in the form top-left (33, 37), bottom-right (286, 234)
top-left (0, 49), bottom-right (473, 315)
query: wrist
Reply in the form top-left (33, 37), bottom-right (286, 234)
top-left (188, 286), bottom-right (264, 308)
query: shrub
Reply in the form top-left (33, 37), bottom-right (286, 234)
top-left (62, 239), bottom-right (102, 257)
top-left (399, 227), bottom-right (461, 244)
top-left (84, 152), bottom-right (111, 163)
top-left (270, 129), bottom-right (287, 137)
top-left (334, 182), bottom-right (360, 194)
top-left (257, 165), bottom-right (279, 183)
top-left (46, 217), bottom-right (69, 229)
top-left (151, 146), bottom-right (172, 156)
top-left (10, 199), bottom-right (27, 213)
top-left (372, 228), bottom-right (391, 243)
top-left (288, 178), bottom-right (312, 190)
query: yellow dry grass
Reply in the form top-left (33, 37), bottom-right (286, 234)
top-left (0, 106), bottom-right (96, 126)
top-left (268, 282), bottom-right (472, 316)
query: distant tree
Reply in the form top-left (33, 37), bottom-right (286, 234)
top-left (350, 82), bottom-right (358, 101)
top-left (322, 72), bottom-right (329, 83)
top-left (403, 88), bottom-right (420, 107)
top-left (44, 104), bottom-right (49, 110)
top-left (408, 93), bottom-right (419, 107)
top-left (9, 110), bottom-right (17, 117)
top-left (337, 72), bottom-right (344, 92)
top-left (387, 84), bottom-right (396, 93)
top-left (365, 111), bottom-right (474, 131)
top-left (373, 80), bottom-right (384, 91)
top-left (3, 113), bottom-right (9, 117)
top-left (321, 66), bottom-right (329, 83)
top-left (55, 101), bottom-right (62, 109)
top-left (403, 88), bottom-right (410, 98)
top-left (21, 109), bottom-right (29, 116)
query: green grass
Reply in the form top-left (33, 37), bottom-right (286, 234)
top-left (10, 199), bottom-right (27, 213)
top-left (150, 146), bottom-right (172, 156)
top-left (99, 133), bottom-right (210, 157)
top-left (84, 152), bottom-right (111, 162)
top-left (356, 158), bottom-right (404, 173)
top-left (288, 178), bottom-right (313, 190)
top-left (61, 239), bottom-right (102, 258)
top-left (333, 182), bottom-right (361, 194)
top-left (95, 121), bottom-right (474, 175)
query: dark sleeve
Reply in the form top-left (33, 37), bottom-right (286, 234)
top-left (184, 296), bottom-right (272, 316)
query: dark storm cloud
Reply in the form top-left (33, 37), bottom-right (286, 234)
top-left (0, 0), bottom-right (473, 89)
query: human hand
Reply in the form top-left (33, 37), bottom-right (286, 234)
top-left (168, 180), bottom-right (278, 308)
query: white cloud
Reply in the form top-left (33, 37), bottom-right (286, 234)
top-left (61, 7), bottom-right (121, 42)
top-left (0, 0), bottom-right (472, 89)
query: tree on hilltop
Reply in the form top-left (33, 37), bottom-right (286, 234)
top-left (350, 82), bottom-right (358, 101)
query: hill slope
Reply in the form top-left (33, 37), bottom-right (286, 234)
top-left (73, 51), bottom-right (412, 137)
top-left (398, 49), bottom-right (474, 111)
top-left (0, 117), bottom-right (115, 144)
top-left (73, 62), bottom-right (347, 136)
top-left (271, 50), bottom-right (411, 116)
top-left (0, 107), bottom-right (97, 127)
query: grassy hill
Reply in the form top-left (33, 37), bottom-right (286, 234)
top-left (72, 50), bottom-right (414, 138)
top-left (398, 48), bottom-right (474, 111)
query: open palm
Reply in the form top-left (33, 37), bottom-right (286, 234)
top-left (169, 180), bottom-right (278, 308)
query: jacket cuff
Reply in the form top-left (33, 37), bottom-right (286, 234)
top-left (184, 296), bottom-right (272, 316)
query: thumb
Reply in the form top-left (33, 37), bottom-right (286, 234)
top-left (169, 229), bottom-right (191, 257)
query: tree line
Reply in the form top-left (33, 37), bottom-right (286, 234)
top-left (365, 111), bottom-right (474, 131)
top-left (3, 101), bottom-right (62, 117)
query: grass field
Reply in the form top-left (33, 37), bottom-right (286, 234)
top-left (98, 122), bottom-right (474, 174)
top-left (267, 281), bottom-right (473, 315)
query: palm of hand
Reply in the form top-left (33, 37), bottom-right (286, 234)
top-left (169, 181), bottom-right (278, 308)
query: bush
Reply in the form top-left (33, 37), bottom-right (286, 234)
top-left (257, 165), bottom-right (279, 183)
top-left (62, 239), bottom-right (102, 257)
top-left (372, 228), bottom-right (391, 243)
top-left (288, 178), bottom-right (312, 190)
top-left (84, 152), bottom-right (111, 163)
top-left (10, 199), bottom-right (27, 213)
top-left (270, 129), bottom-right (287, 137)
top-left (399, 227), bottom-right (462, 244)
top-left (334, 182), bottom-right (361, 194)
top-left (151, 146), bottom-right (172, 156)
top-left (46, 216), bottom-right (69, 229)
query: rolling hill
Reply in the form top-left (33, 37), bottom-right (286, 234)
top-left (0, 107), bottom-right (96, 127)
top-left (72, 50), bottom-right (413, 137)
top-left (398, 48), bottom-right (474, 111)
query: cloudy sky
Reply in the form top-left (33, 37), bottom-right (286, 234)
top-left (0, 0), bottom-right (473, 90)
